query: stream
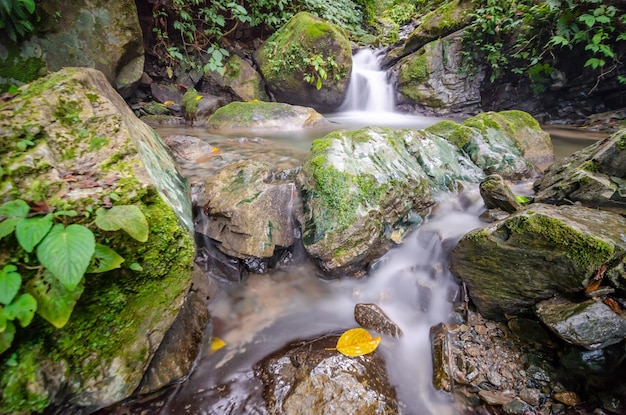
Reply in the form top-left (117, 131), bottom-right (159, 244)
top-left (103, 49), bottom-right (605, 414)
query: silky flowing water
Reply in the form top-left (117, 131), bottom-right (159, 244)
top-left (105, 49), bottom-right (603, 414)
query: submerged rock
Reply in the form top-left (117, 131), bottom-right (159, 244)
top-left (254, 334), bottom-right (398, 414)
top-left (451, 203), bottom-right (626, 320)
top-left (0, 68), bottom-right (198, 413)
top-left (254, 12), bottom-right (352, 112)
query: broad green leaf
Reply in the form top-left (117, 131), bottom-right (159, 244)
top-left (25, 271), bottom-right (84, 328)
top-left (0, 218), bottom-right (21, 239)
top-left (0, 308), bottom-right (6, 332)
top-left (37, 224), bottom-right (95, 290)
top-left (0, 265), bottom-right (21, 305)
top-left (15, 214), bottom-right (53, 253)
top-left (87, 244), bottom-right (125, 273)
top-left (95, 205), bottom-right (149, 242)
top-left (0, 199), bottom-right (29, 218)
top-left (0, 321), bottom-right (15, 355)
top-left (335, 328), bottom-right (381, 357)
top-left (4, 294), bottom-right (37, 327)
top-left (514, 195), bottom-right (531, 204)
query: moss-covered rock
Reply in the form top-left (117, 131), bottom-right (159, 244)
top-left (299, 125), bottom-right (485, 276)
top-left (207, 101), bottom-right (328, 131)
top-left (223, 54), bottom-right (269, 102)
top-left (0, 0), bottom-right (144, 96)
top-left (0, 68), bottom-right (197, 413)
top-left (394, 31), bottom-right (483, 115)
top-left (451, 203), bottom-right (626, 320)
top-left (425, 111), bottom-right (544, 180)
top-left (463, 110), bottom-right (554, 173)
top-left (254, 12), bottom-right (352, 112)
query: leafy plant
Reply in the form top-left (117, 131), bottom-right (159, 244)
top-left (0, 199), bottom-right (148, 355)
top-left (266, 41), bottom-right (344, 90)
top-left (462, 0), bottom-right (626, 89)
top-left (0, 0), bottom-right (37, 42)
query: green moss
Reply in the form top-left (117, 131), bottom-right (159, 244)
top-left (399, 52), bottom-right (429, 84)
top-left (0, 46), bottom-right (46, 92)
top-left (425, 120), bottom-right (473, 148)
top-left (580, 159), bottom-right (601, 173)
top-left (88, 135), bottom-right (109, 151)
top-left (181, 88), bottom-right (200, 119)
top-left (506, 213), bottom-right (614, 270)
top-left (55, 98), bottom-right (82, 127)
top-left (0, 347), bottom-right (51, 413)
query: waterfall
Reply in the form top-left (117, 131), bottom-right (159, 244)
top-left (339, 48), bottom-right (395, 113)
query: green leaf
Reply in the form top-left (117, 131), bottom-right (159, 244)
top-left (15, 214), bottom-right (53, 253)
top-left (0, 265), bottom-right (21, 305)
top-left (0, 308), bottom-right (6, 332)
top-left (578, 14), bottom-right (595, 28)
top-left (129, 262), bottom-right (143, 271)
top-left (0, 321), bottom-right (15, 355)
top-left (95, 205), bottom-right (149, 242)
top-left (0, 199), bottom-right (29, 218)
top-left (25, 271), bottom-right (84, 329)
top-left (4, 294), bottom-right (37, 327)
top-left (87, 244), bottom-right (125, 273)
top-left (37, 224), bottom-right (95, 290)
top-left (0, 218), bottom-right (21, 240)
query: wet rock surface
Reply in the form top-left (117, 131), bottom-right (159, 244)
top-left (354, 303), bottom-right (403, 339)
top-left (254, 334), bottom-right (398, 415)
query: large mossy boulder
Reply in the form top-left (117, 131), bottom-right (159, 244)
top-left (451, 203), bottom-right (626, 321)
top-left (534, 128), bottom-right (626, 213)
top-left (394, 31), bottom-right (484, 116)
top-left (207, 101), bottom-right (328, 131)
top-left (0, 0), bottom-right (144, 96)
top-left (254, 12), bottom-right (352, 112)
top-left (298, 125), bottom-right (484, 276)
top-left (0, 68), bottom-right (199, 413)
top-left (425, 110), bottom-right (551, 179)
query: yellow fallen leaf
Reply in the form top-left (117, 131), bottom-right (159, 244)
top-left (210, 337), bottom-right (226, 352)
top-left (163, 100), bottom-right (175, 106)
top-left (335, 328), bottom-right (381, 357)
top-left (211, 147), bottom-right (219, 153)
top-left (195, 95), bottom-right (203, 101)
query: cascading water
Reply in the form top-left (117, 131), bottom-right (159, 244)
top-left (339, 48), bottom-right (396, 113)
top-left (328, 48), bottom-right (442, 129)
top-left (99, 187), bottom-right (486, 415)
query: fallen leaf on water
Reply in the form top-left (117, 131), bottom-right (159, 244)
top-left (210, 337), bottom-right (226, 352)
top-left (334, 328), bottom-right (380, 357)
